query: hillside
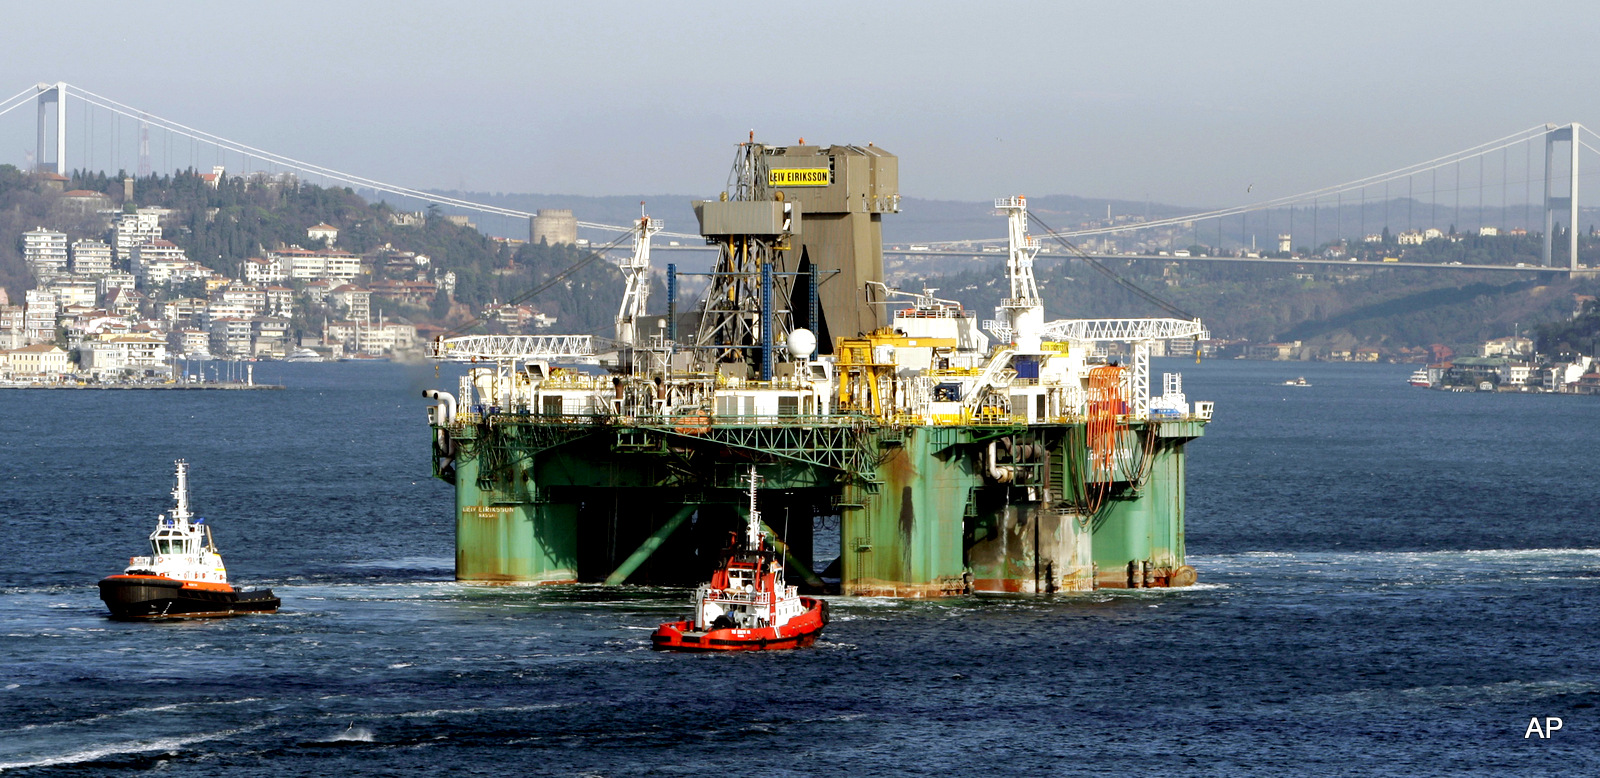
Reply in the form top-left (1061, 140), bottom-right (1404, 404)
top-left (0, 167), bottom-right (633, 338)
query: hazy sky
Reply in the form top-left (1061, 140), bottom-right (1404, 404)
top-left (3, 1), bottom-right (1597, 207)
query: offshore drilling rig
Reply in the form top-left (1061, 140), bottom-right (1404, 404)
top-left (422, 138), bottom-right (1211, 595)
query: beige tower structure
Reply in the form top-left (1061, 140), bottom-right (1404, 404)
top-left (530, 209), bottom-right (578, 246)
top-left (761, 144), bottom-right (898, 349)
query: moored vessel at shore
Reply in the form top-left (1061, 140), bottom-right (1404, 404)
top-left (97, 460), bottom-right (279, 620)
top-left (652, 468), bottom-right (828, 651)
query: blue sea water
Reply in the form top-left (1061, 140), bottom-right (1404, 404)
top-left (2, 359), bottom-right (1597, 776)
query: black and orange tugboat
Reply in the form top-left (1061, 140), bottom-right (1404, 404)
top-left (652, 468), bottom-right (828, 651)
top-left (98, 460), bottom-right (279, 620)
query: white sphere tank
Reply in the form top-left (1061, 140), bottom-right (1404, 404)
top-left (786, 328), bottom-right (817, 360)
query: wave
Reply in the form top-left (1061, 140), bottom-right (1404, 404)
top-left (0, 698), bottom-right (262, 736)
top-left (0, 722), bottom-right (266, 772)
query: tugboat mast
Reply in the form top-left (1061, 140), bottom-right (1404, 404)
top-left (745, 467), bottom-right (763, 551)
top-left (171, 459), bottom-right (191, 524)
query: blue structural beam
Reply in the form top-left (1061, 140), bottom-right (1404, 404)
top-left (666, 263), bottom-right (677, 341)
top-left (760, 262), bottom-right (774, 380)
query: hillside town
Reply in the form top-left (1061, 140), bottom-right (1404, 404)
top-left (0, 170), bottom-right (475, 384)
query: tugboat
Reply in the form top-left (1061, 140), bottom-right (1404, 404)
top-left (98, 460), bottom-right (279, 620)
top-left (652, 468), bottom-right (828, 651)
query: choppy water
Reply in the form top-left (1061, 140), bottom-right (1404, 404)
top-left (2, 360), bottom-right (1597, 776)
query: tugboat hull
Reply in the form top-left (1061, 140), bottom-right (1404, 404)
top-left (98, 575), bottom-right (279, 621)
top-left (652, 597), bottom-right (828, 651)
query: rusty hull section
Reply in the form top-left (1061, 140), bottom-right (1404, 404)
top-left (435, 417), bottom-right (1204, 596)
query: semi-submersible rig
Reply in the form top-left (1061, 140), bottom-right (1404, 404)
top-left (423, 139), bottom-right (1212, 596)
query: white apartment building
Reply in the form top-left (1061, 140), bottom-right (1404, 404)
top-left (70, 239), bottom-right (115, 276)
top-left (83, 333), bottom-right (168, 374)
top-left (0, 305), bottom-right (23, 350)
top-left (243, 256), bottom-right (287, 284)
top-left (113, 209), bottom-right (164, 259)
top-left (163, 297), bottom-right (209, 324)
top-left (207, 317), bottom-right (254, 356)
top-left (130, 240), bottom-right (188, 281)
top-left (45, 278), bottom-right (98, 309)
top-left (214, 283), bottom-right (267, 315)
top-left (251, 317), bottom-right (291, 356)
top-left (203, 302), bottom-right (255, 324)
top-left (23, 290), bottom-right (58, 344)
top-left (272, 248), bottom-right (362, 283)
top-left (329, 285), bottom-right (371, 322)
top-left (264, 286), bottom-right (294, 317)
top-left (168, 328), bottom-right (210, 357)
top-left (98, 271), bottom-right (136, 299)
top-left (22, 228), bottom-right (69, 281)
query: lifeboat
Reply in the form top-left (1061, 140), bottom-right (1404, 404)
top-left (98, 460), bottom-right (279, 620)
top-left (652, 467), bottom-right (827, 651)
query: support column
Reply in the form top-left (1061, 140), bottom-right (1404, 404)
top-left (1543, 123), bottom-right (1580, 269)
top-left (1570, 123), bottom-right (1581, 273)
top-left (35, 83), bottom-right (65, 174)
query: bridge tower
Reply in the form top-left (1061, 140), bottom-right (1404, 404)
top-left (34, 82), bottom-right (66, 174)
top-left (1542, 123), bottom-right (1581, 271)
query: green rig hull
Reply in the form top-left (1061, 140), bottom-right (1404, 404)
top-left (432, 415), bottom-right (1204, 596)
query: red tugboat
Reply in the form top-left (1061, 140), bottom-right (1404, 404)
top-left (652, 468), bottom-right (828, 651)
top-left (98, 460), bottom-right (279, 621)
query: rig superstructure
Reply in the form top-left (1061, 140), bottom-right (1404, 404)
top-left (423, 139), bottom-right (1211, 595)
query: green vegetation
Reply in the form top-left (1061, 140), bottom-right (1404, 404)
top-left (0, 166), bottom-right (632, 337)
top-left (1536, 297), bottom-right (1600, 358)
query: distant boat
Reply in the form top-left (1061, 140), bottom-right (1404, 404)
top-left (1283, 376), bottom-right (1311, 387)
top-left (338, 354), bottom-right (391, 362)
top-left (1408, 368), bottom-right (1431, 387)
top-left (285, 348), bottom-right (324, 363)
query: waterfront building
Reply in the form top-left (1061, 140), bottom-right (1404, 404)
top-left (206, 317), bottom-right (254, 356)
top-left (250, 317), bottom-right (291, 356)
top-left (168, 328), bottom-right (209, 357)
top-left (328, 285), bottom-right (370, 322)
top-left (4, 342), bottom-right (70, 378)
top-left (1481, 336), bottom-right (1533, 358)
top-left (82, 333), bottom-right (168, 376)
top-left (357, 321), bottom-right (416, 355)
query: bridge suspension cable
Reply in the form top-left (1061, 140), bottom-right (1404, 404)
top-left (45, 82), bottom-right (704, 240)
top-left (1026, 212), bottom-right (1197, 321)
top-left (1039, 124), bottom-right (1555, 239)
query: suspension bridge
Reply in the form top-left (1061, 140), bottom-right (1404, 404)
top-left (3, 81), bottom-right (1597, 274)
